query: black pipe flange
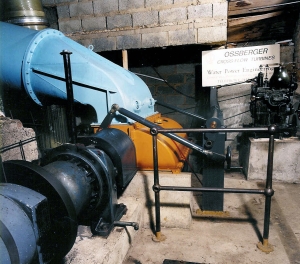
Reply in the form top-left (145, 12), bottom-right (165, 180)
top-left (2, 160), bottom-right (78, 261)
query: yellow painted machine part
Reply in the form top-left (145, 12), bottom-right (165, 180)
top-left (92, 113), bottom-right (190, 173)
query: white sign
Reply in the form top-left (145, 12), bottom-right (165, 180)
top-left (202, 44), bottom-right (280, 86)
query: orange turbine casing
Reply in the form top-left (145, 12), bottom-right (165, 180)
top-left (95, 113), bottom-right (190, 174)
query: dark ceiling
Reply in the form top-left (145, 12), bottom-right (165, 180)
top-left (227, 0), bottom-right (300, 43)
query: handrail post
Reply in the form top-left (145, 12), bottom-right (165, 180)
top-left (257, 125), bottom-right (276, 253)
top-left (151, 127), bottom-right (166, 242)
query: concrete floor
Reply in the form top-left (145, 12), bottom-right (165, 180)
top-left (123, 172), bottom-right (300, 264)
top-left (64, 171), bottom-right (300, 264)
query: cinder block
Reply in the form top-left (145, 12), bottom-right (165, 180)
top-left (44, 7), bottom-right (59, 29)
top-left (76, 38), bottom-right (93, 49)
top-left (57, 5), bottom-right (70, 19)
top-left (177, 81), bottom-right (195, 96)
top-left (213, 2), bottom-right (228, 17)
top-left (169, 113), bottom-right (193, 128)
top-left (197, 26), bottom-right (226, 44)
top-left (130, 66), bottom-right (157, 76)
top-left (141, 31), bottom-right (168, 48)
top-left (159, 7), bottom-right (187, 24)
top-left (119, 0), bottom-right (145, 10)
top-left (177, 63), bottom-right (195, 74)
top-left (217, 83), bottom-right (252, 131)
top-left (156, 64), bottom-right (176, 75)
top-left (146, 0), bottom-right (173, 8)
top-left (70, 2), bottom-right (93, 17)
top-left (242, 137), bottom-right (300, 183)
top-left (93, 37), bottom-right (116, 51)
top-left (41, 0), bottom-right (55, 5)
top-left (174, 0), bottom-right (194, 4)
top-left (156, 86), bottom-right (175, 95)
top-left (166, 95), bottom-right (186, 105)
top-left (55, 0), bottom-right (76, 3)
top-left (117, 34), bottom-right (142, 50)
top-left (93, 0), bottom-right (118, 15)
top-left (132, 11), bottom-right (159, 27)
top-left (188, 4), bottom-right (212, 19)
top-left (59, 19), bottom-right (82, 33)
top-left (82, 16), bottom-right (106, 31)
top-left (166, 73), bottom-right (185, 84)
top-left (107, 14), bottom-right (132, 30)
top-left (169, 29), bottom-right (196, 46)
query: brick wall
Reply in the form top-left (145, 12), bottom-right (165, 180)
top-left (41, 0), bottom-right (227, 52)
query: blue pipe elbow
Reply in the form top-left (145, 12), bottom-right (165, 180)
top-left (0, 22), bottom-right (155, 124)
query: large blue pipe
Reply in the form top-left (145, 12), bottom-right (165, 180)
top-left (0, 22), bottom-right (155, 124)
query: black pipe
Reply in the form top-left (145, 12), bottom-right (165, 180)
top-left (19, 140), bottom-right (26, 160)
top-left (117, 106), bottom-right (226, 162)
top-left (114, 221), bottom-right (139, 230)
top-left (117, 104), bottom-right (278, 248)
top-left (152, 134), bottom-right (161, 238)
top-left (158, 186), bottom-right (265, 194)
top-left (0, 137), bottom-right (37, 153)
top-left (156, 127), bottom-right (269, 133)
top-left (156, 100), bottom-right (206, 121)
top-left (60, 50), bottom-right (77, 144)
top-left (261, 126), bottom-right (276, 246)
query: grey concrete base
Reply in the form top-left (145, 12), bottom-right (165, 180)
top-left (124, 175), bottom-right (300, 264)
top-left (64, 171), bottom-right (192, 263)
top-left (64, 197), bottom-right (143, 264)
top-left (242, 137), bottom-right (300, 183)
top-left (64, 172), bottom-right (300, 264)
top-left (122, 171), bottom-right (192, 229)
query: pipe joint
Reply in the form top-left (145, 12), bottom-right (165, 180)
top-left (268, 125), bottom-right (278, 135)
top-left (264, 188), bottom-right (274, 197)
top-left (152, 184), bottom-right (161, 193)
top-left (150, 127), bottom-right (158, 136)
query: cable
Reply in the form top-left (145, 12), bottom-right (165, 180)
top-left (224, 110), bottom-right (250, 120)
top-left (161, 106), bottom-right (196, 115)
top-left (152, 67), bottom-right (195, 99)
top-left (218, 94), bottom-right (251, 102)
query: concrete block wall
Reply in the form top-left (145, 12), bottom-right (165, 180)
top-left (243, 137), bottom-right (300, 183)
top-left (130, 63), bottom-right (197, 128)
top-left (41, 0), bottom-right (227, 52)
top-left (130, 43), bottom-right (297, 129)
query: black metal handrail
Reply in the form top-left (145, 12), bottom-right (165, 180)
top-left (116, 104), bottom-right (278, 252)
top-left (0, 136), bottom-right (38, 161)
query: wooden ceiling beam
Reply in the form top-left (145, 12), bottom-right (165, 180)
top-left (228, 11), bottom-right (284, 27)
top-left (228, 0), bottom-right (298, 16)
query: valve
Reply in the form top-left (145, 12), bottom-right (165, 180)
top-left (114, 221), bottom-right (139, 230)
